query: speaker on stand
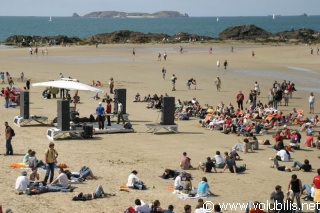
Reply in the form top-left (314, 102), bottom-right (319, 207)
top-left (57, 100), bottom-right (70, 131)
top-left (20, 91), bottom-right (30, 119)
top-left (160, 97), bottom-right (175, 125)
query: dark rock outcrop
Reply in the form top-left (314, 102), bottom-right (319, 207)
top-left (72, 13), bottom-right (80, 17)
top-left (4, 35), bottom-right (82, 46)
top-left (274, 28), bottom-right (318, 42)
top-left (219, 24), bottom-right (271, 40)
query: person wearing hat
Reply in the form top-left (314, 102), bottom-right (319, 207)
top-left (96, 102), bottom-right (105, 130)
top-left (15, 170), bottom-right (29, 194)
top-left (44, 142), bottom-right (58, 184)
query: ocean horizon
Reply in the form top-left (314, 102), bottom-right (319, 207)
top-left (1, 16), bottom-right (320, 42)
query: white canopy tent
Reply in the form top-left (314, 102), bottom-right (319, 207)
top-left (32, 80), bottom-right (104, 93)
top-left (32, 80), bottom-right (104, 110)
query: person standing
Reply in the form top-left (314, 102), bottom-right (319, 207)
top-left (180, 46), bottom-right (183, 54)
top-left (96, 102), bottom-right (105, 130)
top-left (132, 48), bottom-right (135, 56)
top-left (223, 60), bottom-right (228, 70)
top-left (236, 91), bottom-right (244, 110)
top-left (26, 79), bottom-right (31, 90)
top-left (309, 92), bottom-right (315, 114)
top-left (171, 74), bottom-right (177, 91)
top-left (116, 100), bottom-right (125, 124)
top-left (157, 52), bottom-right (161, 61)
top-left (109, 77), bottom-right (114, 94)
top-left (105, 100), bottom-right (112, 127)
top-left (8, 77), bottom-right (14, 89)
top-left (231, 46), bottom-right (234, 53)
top-left (162, 67), bottom-right (166, 80)
top-left (4, 121), bottom-right (13, 155)
top-left (215, 76), bottom-right (221, 91)
top-left (44, 142), bottom-right (58, 184)
top-left (4, 87), bottom-right (10, 108)
top-left (20, 72), bottom-right (24, 82)
top-left (288, 174), bottom-right (302, 212)
top-left (254, 81), bottom-right (260, 95)
top-left (216, 60), bottom-right (220, 70)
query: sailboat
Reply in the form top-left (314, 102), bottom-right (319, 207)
top-left (49, 16), bottom-right (52, 22)
top-left (272, 14), bottom-right (275, 20)
top-left (216, 17), bottom-right (219, 22)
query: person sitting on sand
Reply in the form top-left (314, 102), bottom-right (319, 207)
top-left (212, 151), bottom-right (225, 168)
top-left (182, 176), bottom-right (194, 195)
top-left (126, 170), bottom-right (146, 190)
top-left (133, 93), bottom-right (141, 102)
top-left (50, 168), bottom-right (70, 188)
top-left (173, 172), bottom-right (184, 191)
top-left (134, 199), bottom-right (151, 213)
top-left (232, 138), bottom-right (253, 154)
top-left (198, 157), bottom-right (218, 173)
top-left (96, 81), bottom-right (102, 87)
top-left (180, 152), bottom-right (193, 170)
top-left (291, 159), bottom-right (312, 172)
top-left (23, 149), bottom-right (32, 163)
top-left (196, 177), bottom-right (214, 197)
top-left (229, 150), bottom-right (240, 160)
top-left (150, 200), bottom-right (164, 213)
top-left (28, 151), bottom-right (44, 168)
top-left (270, 148), bottom-right (290, 162)
top-left (221, 156), bottom-right (246, 174)
top-left (15, 171), bottom-right (29, 193)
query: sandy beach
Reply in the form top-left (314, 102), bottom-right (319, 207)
top-left (0, 42), bottom-right (319, 213)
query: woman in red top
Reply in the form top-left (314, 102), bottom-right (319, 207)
top-left (105, 100), bottom-right (112, 126)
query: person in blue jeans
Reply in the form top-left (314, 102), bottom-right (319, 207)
top-left (292, 159), bottom-right (312, 172)
top-left (25, 184), bottom-right (73, 195)
top-left (43, 142), bottom-right (58, 184)
top-left (72, 185), bottom-right (114, 201)
top-left (221, 156), bottom-right (246, 174)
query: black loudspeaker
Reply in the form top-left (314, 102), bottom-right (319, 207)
top-left (20, 91), bottom-right (30, 119)
top-left (161, 97), bottom-right (175, 125)
top-left (113, 89), bottom-right (126, 114)
top-left (57, 100), bottom-right (70, 131)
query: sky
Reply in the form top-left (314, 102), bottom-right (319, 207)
top-left (1, 0), bottom-right (320, 17)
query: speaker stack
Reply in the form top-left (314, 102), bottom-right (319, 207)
top-left (57, 100), bottom-right (70, 131)
top-left (113, 89), bottom-right (126, 114)
top-left (161, 97), bottom-right (175, 125)
top-left (20, 91), bottom-right (30, 119)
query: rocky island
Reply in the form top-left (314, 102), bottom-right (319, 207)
top-left (83, 11), bottom-right (188, 18)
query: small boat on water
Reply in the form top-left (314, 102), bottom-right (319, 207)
top-left (216, 17), bottom-right (219, 22)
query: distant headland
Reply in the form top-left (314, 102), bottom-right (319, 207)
top-left (79, 11), bottom-right (188, 18)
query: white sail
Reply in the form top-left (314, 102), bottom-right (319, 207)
top-left (272, 14), bottom-right (275, 19)
top-left (217, 17), bottom-right (219, 22)
top-left (49, 16), bottom-right (52, 21)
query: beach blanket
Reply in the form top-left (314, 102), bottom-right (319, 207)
top-left (165, 187), bottom-right (174, 191)
top-left (119, 186), bottom-right (131, 192)
top-left (178, 194), bottom-right (214, 200)
top-left (10, 163), bottom-right (28, 168)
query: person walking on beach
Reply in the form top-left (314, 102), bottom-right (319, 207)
top-left (29, 47), bottom-right (33, 55)
top-left (254, 81), bottom-right (260, 95)
top-left (109, 77), bottom-right (114, 94)
top-left (171, 74), bottom-right (177, 91)
top-left (252, 51), bottom-right (255, 57)
top-left (162, 67), bottom-right (166, 80)
top-left (215, 76), bottom-right (221, 91)
top-left (26, 79), bottom-right (31, 90)
top-left (163, 52), bottom-right (167, 61)
top-left (311, 48), bottom-right (314, 55)
top-left (236, 91), bottom-right (244, 110)
top-left (4, 121), bottom-right (13, 155)
top-left (157, 52), bottom-right (161, 61)
top-left (288, 174), bottom-right (302, 212)
top-left (309, 92), bottom-right (315, 114)
top-left (96, 102), bottom-right (105, 130)
top-left (231, 46), bottom-right (234, 53)
top-left (180, 46), bottom-right (183, 54)
top-left (209, 47), bottom-right (212, 54)
top-left (4, 87), bottom-right (10, 108)
top-left (317, 47), bottom-right (319, 55)
top-left (223, 60), bottom-right (228, 71)
top-left (216, 60), bottom-right (220, 70)
top-left (116, 100), bottom-right (125, 124)
top-left (132, 48), bottom-right (135, 56)
top-left (44, 142), bottom-right (58, 184)
top-left (20, 72), bottom-right (24, 82)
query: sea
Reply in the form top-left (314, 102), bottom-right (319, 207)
top-left (0, 16), bottom-right (320, 42)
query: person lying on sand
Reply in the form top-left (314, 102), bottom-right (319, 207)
top-left (72, 185), bottom-right (115, 201)
top-left (25, 184), bottom-right (74, 195)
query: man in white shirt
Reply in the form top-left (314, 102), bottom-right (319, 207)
top-left (276, 149), bottom-right (290, 162)
top-left (134, 199), bottom-right (151, 213)
top-left (51, 168), bottom-right (69, 188)
top-left (15, 171), bottom-right (29, 192)
top-left (116, 100), bottom-right (125, 124)
top-left (174, 173), bottom-right (184, 191)
top-left (212, 151), bottom-right (225, 168)
top-left (126, 170), bottom-right (145, 190)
